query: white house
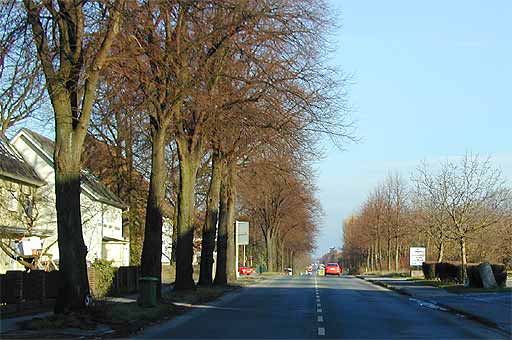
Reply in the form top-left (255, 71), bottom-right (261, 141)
top-left (0, 128), bottom-right (130, 272)
top-left (0, 136), bottom-right (47, 272)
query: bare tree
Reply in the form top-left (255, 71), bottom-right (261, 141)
top-left (413, 154), bottom-right (511, 280)
top-left (0, 2), bottom-right (45, 135)
top-left (22, 0), bottom-right (124, 312)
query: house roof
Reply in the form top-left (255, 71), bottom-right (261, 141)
top-left (13, 129), bottom-right (126, 209)
top-left (0, 137), bottom-right (44, 187)
top-left (0, 225), bottom-right (53, 238)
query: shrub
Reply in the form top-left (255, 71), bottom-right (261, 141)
top-left (349, 267), bottom-right (364, 275)
top-left (436, 262), bottom-right (462, 283)
top-left (491, 264), bottom-right (507, 288)
top-left (466, 265), bottom-right (483, 288)
top-left (91, 259), bottom-right (117, 299)
top-left (422, 262), bottom-right (437, 280)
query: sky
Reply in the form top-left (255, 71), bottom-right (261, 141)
top-left (314, 1), bottom-right (512, 257)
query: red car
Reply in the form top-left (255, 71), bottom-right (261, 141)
top-left (238, 266), bottom-right (253, 275)
top-left (325, 263), bottom-right (342, 276)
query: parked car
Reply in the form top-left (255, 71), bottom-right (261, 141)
top-left (325, 263), bottom-right (342, 276)
top-left (238, 266), bottom-right (254, 275)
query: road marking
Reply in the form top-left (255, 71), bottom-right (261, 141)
top-left (317, 303), bottom-right (321, 307)
top-left (317, 315), bottom-right (323, 322)
top-left (317, 308), bottom-right (322, 313)
top-left (316, 298), bottom-right (320, 302)
top-left (318, 327), bottom-right (325, 336)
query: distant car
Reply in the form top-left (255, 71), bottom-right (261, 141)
top-left (238, 266), bottom-right (253, 275)
top-left (325, 263), bottom-right (342, 276)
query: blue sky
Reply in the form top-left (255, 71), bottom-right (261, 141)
top-left (314, 1), bottom-right (512, 257)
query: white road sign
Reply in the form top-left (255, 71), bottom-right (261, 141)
top-left (409, 247), bottom-right (426, 266)
top-left (236, 221), bottom-right (249, 245)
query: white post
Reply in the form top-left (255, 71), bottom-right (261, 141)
top-left (235, 221), bottom-right (239, 279)
top-left (243, 244), bottom-right (246, 267)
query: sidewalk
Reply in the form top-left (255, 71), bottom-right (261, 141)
top-left (359, 276), bottom-right (512, 335)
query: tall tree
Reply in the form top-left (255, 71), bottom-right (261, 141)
top-left (22, 0), bottom-right (123, 312)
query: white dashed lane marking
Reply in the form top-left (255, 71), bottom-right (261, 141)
top-left (315, 276), bottom-right (324, 336)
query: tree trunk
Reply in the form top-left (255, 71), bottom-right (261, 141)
top-left (225, 169), bottom-right (237, 283)
top-left (394, 235), bottom-right (399, 272)
top-left (369, 244), bottom-right (374, 271)
top-left (376, 227), bottom-right (381, 270)
top-left (264, 232), bottom-right (276, 272)
top-left (281, 242), bottom-right (285, 270)
top-left (140, 129), bottom-right (167, 298)
top-left (214, 163), bottom-right (236, 285)
top-left (437, 241), bottom-right (444, 262)
top-left (198, 151), bottom-right (222, 286)
top-left (373, 242), bottom-right (378, 271)
top-left (214, 174), bottom-right (229, 285)
top-left (387, 237), bottom-right (391, 271)
top-left (459, 236), bottom-right (468, 283)
top-left (174, 144), bottom-right (200, 290)
top-left (366, 247), bottom-right (371, 272)
top-left (54, 155), bottom-right (90, 313)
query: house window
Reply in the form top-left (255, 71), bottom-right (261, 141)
top-left (22, 194), bottom-right (34, 218)
top-left (7, 190), bottom-right (18, 212)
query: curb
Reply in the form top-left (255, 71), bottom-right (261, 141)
top-left (359, 276), bottom-right (511, 337)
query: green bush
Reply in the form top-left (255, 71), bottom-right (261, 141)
top-left (421, 262), bottom-right (437, 280)
top-left (91, 259), bottom-right (117, 298)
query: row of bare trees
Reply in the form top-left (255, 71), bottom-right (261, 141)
top-left (238, 155), bottom-right (322, 273)
top-left (341, 154), bottom-right (511, 279)
top-left (1, 0), bottom-right (352, 313)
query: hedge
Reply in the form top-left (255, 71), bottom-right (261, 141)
top-left (491, 264), bottom-right (507, 288)
top-left (90, 259), bottom-right (116, 298)
top-left (421, 262), bottom-right (437, 280)
top-left (422, 261), bottom-right (507, 287)
top-left (436, 262), bottom-right (462, 283)
top-left (466, 265), bottom-right (483, 287)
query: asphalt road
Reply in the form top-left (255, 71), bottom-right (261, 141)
top-left (138, 275), bottom-right (508, 339)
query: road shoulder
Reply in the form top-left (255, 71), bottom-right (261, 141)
top-left (357, 275), bottom-right (512, 337)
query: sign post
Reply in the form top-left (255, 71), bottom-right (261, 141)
top-left (235, 221), bottom-right (249, 279)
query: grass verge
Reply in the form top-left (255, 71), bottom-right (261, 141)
top-left (408, 278), bottom-right (512, 293)
top-left (365, 271), bottom-right (410, 278)
top-left (259, 271), bottom-right (286, 276)
top-left (18, 285), bottom-right (242, 337)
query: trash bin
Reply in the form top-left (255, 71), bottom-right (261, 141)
top-left (139, 276), bottom-right (158, 307)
